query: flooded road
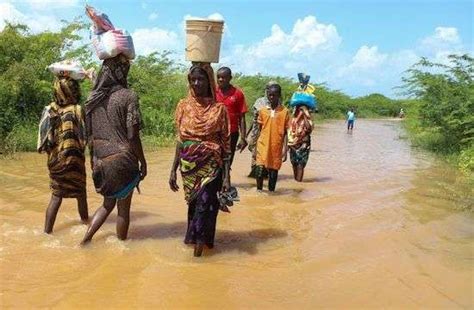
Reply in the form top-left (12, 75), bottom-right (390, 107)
top-left (1, 119), bottom-right (473, 308)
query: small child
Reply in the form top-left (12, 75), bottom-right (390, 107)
top-left (255, 84), bottom-right (290, 192)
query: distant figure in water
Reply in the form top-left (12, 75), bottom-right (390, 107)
top-left (38, 76), bottom-right (88, 233)
top-left (255, 84), bottom-right (290, 192)
top-left (246, 81), bottom-right (277, 178)
top-left (288, 105), bottom-right (313, 182)
top-left (347, 108), bottom-right (356, 133)
top-left (399, 108), bottom-right (405, 118)
top-left (81, 54), bottom-right (147, 245)
top-left (169, 62), bottom-right (231, 257)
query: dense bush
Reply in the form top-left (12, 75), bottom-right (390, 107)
top-left (401, 54), bottom-right (474, 173)
top-left (0, 22), bottom-right (407, 153)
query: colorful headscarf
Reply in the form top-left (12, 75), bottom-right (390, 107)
top-left (188, 62), bottom-right (216, 100)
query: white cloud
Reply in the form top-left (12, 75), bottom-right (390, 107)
top-left (0, 2), bottom-right (25, 30)
top-left (241, 15), bottom-right (341, 60)
top-left (332, 25), bottom-right (467, 96)
top-left (222, 21), bottom-right (469, 97)
top-left (349, 45), bottom-right (387, 70)
top-left (218, 15), bottom-right (342, 89)
top-left (0, 2), bottom-right (61, 32)
top-left (422, 26), bottom-right (460, 46)
top-left (207, 13), bottom-right (224, 21)
top-left (148, 12), bottom-right (158, 21)
top-left (418, 26), bottom-right (464, 65)
top-left (24, 0), bottom-right (79, 10)
top-left (290, 16), bottom-right (341, 53)
top-left (333, 46), bottom-right (388, 88)
top-left (132, 27), bottom-right (181, 55)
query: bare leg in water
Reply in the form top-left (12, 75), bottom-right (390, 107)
top-left (116, 192), bottom-right (133, 240)
top-left (294, 165), bottom-right (304, 182)
top-left (256, 176), bottom-right (264, 191)
top-left (77, 193), bottom-right (89, 224)
top-left (292, 164), bottom-right (298, 180)
top-left (268, 169), bottom-right (279, 192)
top-left (44, 194), bottom-right (62, 234)
top-left (80, 197), bottom-right (117, 245)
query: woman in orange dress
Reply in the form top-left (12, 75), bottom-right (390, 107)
top-left (255, 84), bottom-right (290, 192)
top-left (169, 62), bottom-right (231, 257)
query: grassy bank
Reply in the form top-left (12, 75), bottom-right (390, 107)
top-left (403, 114), bottom-right (474, 180)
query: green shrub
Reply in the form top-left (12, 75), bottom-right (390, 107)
top-left (3, 122), bottom-right (37, 153)
top-left (459, 146), bottom-right (474, 175)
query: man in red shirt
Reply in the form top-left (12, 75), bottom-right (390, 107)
top-left (216, 67), bottom-right (248, 167)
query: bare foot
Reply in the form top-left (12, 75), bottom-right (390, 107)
top-left (80, 239), bottom-right (91, 247)
top-left (194, 243), bottom-right (204, 257)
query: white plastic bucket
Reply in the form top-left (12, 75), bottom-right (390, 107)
top-left (185, 19), bottom-right (224, 63)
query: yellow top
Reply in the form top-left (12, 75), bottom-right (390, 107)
top-left (256, 105), bottom-right (290, 170)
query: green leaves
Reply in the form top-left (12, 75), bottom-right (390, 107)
top-left (0, 21), bottom-right (90, 150)
top-left (401, 54), bottom-right (474, 172)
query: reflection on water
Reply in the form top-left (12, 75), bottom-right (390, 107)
top-left (0, 119), bottom-right (472, 308)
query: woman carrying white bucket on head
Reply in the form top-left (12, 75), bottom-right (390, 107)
top-left (185, 18), bottom-right (224, 63)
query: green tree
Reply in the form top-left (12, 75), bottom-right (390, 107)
top-left (0, 21), bottom-right (90, 151)
top-left (402, 54), bottom-right (474, 153)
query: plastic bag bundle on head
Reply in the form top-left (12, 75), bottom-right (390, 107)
top-left (91, 29), bottom-right (135, 60)
top-left (290, 73), bottom-right (317, 110)
top-left (48, 60), bottom-right (92, 81)
top-left (85, 5), bottom-right (135, 60)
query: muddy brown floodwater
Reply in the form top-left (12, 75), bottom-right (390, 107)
top-left (1, 119), bottom-right (473, 308)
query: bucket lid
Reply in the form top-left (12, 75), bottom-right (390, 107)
top-left (186, 19), bottom-right (224, 33)
top-left (186, 17), bottom-right (224, 22)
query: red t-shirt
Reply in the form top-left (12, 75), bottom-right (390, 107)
top-left (216, 85), bottom-right (248, 133)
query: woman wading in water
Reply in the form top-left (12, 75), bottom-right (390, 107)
top-left (288, 105), bottom-right (313, 182)
top-left (169, 63), bottom-right (231, 257)
top-left (81, 54), bottom-right (147, 245)
top-left (38, 76), bottom-right (88, 233)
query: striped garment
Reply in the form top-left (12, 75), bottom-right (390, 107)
top-left (45, 102), bottom-right (87, 198)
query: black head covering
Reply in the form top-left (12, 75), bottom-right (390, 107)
top-left (85, 54), bottom-right (130, 115)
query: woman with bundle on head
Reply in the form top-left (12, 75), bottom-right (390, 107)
top-left (288, 105), bottom-right (313, 182)
top-left (38, 75), bottom-right (88, 233)
top-left (169, 62), bottom-right (231, 257)
top-left (80, 54), bottom-right (147, 245)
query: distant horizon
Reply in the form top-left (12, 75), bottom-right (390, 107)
top-left (1, 0), bottom-right (472, 98)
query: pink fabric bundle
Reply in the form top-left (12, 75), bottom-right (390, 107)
top-left (86, 5), bottom-right (135, 60)
top-left (91, 29), bottom-right (135, 60)
top-left (86, 5), bottom-right (114, 34)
